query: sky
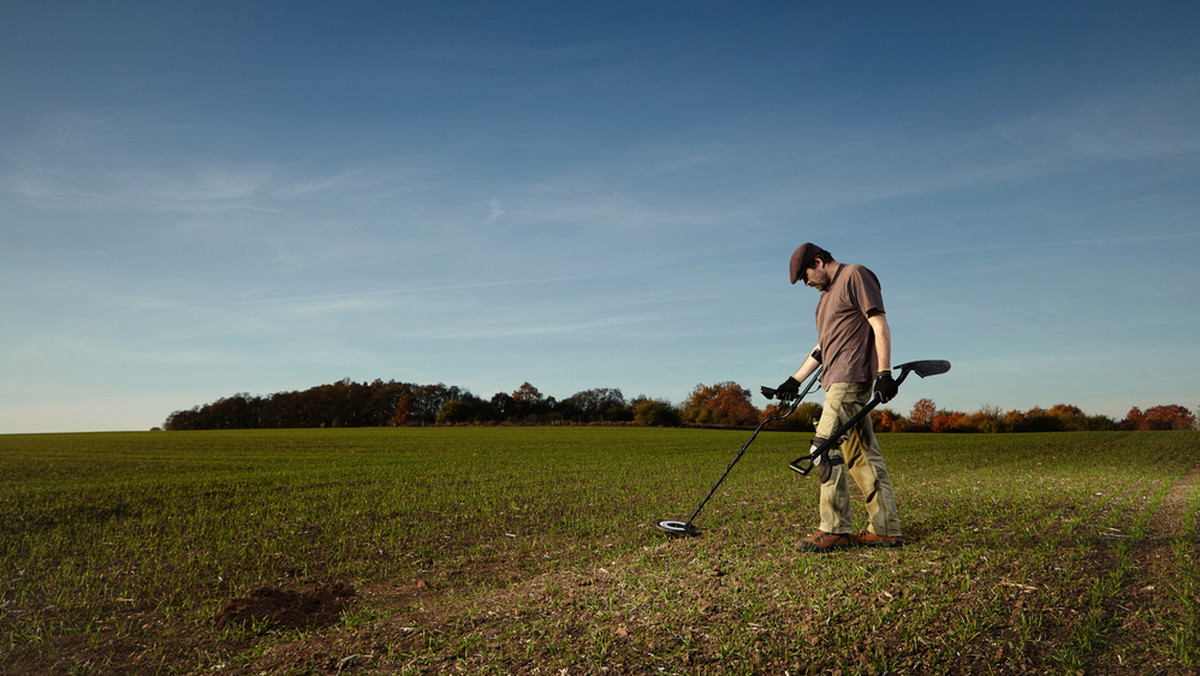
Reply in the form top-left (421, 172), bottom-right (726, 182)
top-left (2, 1), bottom-right (1198, 434)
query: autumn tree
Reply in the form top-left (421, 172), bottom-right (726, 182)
top-left (1124, 405), bottom-right (1197, 431)
top-left (763, 401), bottom-right (822, 432)
top-left (632, 396), bottom-right (682, 427)
top-left (1047, 403), bottom-right (1087, 431)
top-left (682, 382), bottom-right (759, 427)
top-left (394, 392), bottom-right (413, 426)
top-left (871, 408), bottom-right (903, 433)
top-left (510, 382), bottom-right (557, 423)
top-left (909, 398), bottom-right (937, 431)
top-left (1001, 409), bottom-right (1026, 433)
top-left (962, 404), bottom-right (1002, 433)
top-left (934, 411), bottom-right (983, 433)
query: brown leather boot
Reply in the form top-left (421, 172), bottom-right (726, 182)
top-left (798, 530), bottom-right (854, 553)
top-left (855, 531), bottom-right (903, 548)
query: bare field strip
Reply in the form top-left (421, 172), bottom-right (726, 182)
top-left (2, 428), bottom-right (1198, 674)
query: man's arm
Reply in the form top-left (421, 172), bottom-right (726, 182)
top-left (791, 346), bottom-right (823, 381)
top-left (867, 312), bottom-right (891, 372)
top-left (771, 346), bottom-right (822, 400)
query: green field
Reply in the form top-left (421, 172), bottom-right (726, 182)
top-left (2, 428), bottom-right (1198, 674)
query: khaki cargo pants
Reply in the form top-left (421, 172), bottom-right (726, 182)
top-left (814, 381), bottom-right (902, 537)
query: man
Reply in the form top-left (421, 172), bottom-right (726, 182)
top-left (775, 243), bottom-right (903, 552)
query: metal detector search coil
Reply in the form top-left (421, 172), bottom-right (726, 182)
top-left (655, 520), bottom-right (700, 536)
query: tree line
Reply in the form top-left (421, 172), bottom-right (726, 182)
top-left (163, 379), bottom-right (676, 430)
top-left (162, 378), bottom-right (1198, 432)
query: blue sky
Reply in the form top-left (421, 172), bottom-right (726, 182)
top-left (2, 1), bottom-right (1198, 433)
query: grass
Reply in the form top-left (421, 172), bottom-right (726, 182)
top-left (1, 427), bottom-right (1198, 673)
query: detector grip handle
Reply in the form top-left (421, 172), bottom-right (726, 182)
top-left (789, 456), bottom-right (815, 476)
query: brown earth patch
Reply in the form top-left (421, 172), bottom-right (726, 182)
top-left (213, 581), bottom-right (357, 631)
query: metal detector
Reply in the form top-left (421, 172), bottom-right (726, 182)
top-left (788, 359), bottom-right (951, 476)
top-left (656, 368), bottom-right (822, 537)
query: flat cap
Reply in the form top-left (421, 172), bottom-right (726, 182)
top-left (790, 243), bottom-right (827, 284)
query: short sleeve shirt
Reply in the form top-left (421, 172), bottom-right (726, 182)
top-left (815, 263), bottom-right (885, 387)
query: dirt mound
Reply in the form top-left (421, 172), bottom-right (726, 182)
top-left (214, 582), bottom-right (356, 631)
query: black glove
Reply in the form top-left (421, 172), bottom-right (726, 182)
top-left (875, 370), bottom-right (898, 403)
top-left (775, 376), bottom-right (802, 400)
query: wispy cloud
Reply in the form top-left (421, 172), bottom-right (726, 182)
top-left (747, 78), bottom-right (1200, 215)
top-left (230, 272), bottom-right (629, 306)
top-left (884, 231), bottom-right (1200, 259)
top-left (485, 198), bottom-right (504, 224)
top-left (435, 313), bottom-right (653, 340)
top-left (2, 112), bottom-right (452, 217)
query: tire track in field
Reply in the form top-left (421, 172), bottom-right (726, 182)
top-left (1100, 456), bottom-right (1200, 672)
top-left (1151, 458), bottom-right (1200, 535)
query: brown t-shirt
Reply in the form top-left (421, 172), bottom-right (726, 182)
top-left (815, 263), bottom-right (885, 387)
